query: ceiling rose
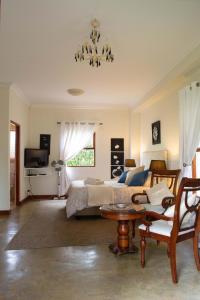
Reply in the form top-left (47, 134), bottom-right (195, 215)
top-left (74, 19), bottom-right (114, 68)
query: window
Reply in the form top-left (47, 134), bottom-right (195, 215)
top-left (192, 148), bottom-right (200, 178)
top-left (67, 133), bottom-right (95, 167)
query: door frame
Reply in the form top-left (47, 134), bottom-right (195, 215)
top-left (192, 148), bottom-right (200, 178)
top-left (10, 121), bottom-right (20, 206)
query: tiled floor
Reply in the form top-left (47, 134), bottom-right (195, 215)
top-left (0, 200), bottom-right (200, 300)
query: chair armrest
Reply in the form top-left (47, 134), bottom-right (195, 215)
top-left (131, 191), bottom-right (149, 204)
top-left (144, 211), bottom-right (173, 222)
top-left (139, 212), bottom-right (173, 233)
top-left (139, 218), bottom-right (153, 232)
top-left (161, 196), bottom-right (175, 209)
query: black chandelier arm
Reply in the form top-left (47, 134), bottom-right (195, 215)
top-left (74, 19), bottom-right (114, 67)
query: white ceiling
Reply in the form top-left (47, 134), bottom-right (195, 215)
top-left (1, 0), bottom-right (200, 108)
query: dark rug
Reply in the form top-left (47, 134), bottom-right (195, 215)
top-left (6, 201), bottom-right (117, 250)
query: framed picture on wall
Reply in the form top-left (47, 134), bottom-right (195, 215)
top-left (40, 134), bottom-right (51, 154)
top-left (111, 138), bottom-right (124, 151)
top-left (111, 165), bottom-right (124, 179)
top-left (111, 151), bottom-right (124, 165)
top-left (152, 121), bottom-right (161, 145)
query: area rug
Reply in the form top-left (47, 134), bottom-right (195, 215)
top-left (6, 201), bottom-right (117, 250)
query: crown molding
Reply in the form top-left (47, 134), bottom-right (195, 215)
top-left (10, 84), bottom-right (30, 106)
top-left (30, 103), bottom-right (130, 111)
top-left (0, 82), bottom-right (12, 88)
top-left (134, 42), bottom-right (200, 112)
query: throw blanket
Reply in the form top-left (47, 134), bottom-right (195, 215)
top-left (84, 177), bottom-right (104, 185)
top-left (66, 180), bottom-right (149, 218)
top-left (87, 185), bottom-right (114, 206)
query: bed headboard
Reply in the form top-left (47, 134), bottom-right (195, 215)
top-left (141, 150), bottom-right (168, 170)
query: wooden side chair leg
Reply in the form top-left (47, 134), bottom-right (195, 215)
top-left (169, 243), bottom-right (178, 283)
top-left (140, 236), bottom-right (146, 268)
top-left (193, 231), bottom-right (200, 271)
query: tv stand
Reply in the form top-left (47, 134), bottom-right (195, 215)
top-left (24, 167), bottom-right (50, 177)
top-left (24, 167), bottom-right (52, 196)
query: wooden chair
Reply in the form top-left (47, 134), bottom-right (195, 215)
top-left (132, 169), bottom-right (181, 210)
top-left (139, 177), bottom-right (200, 283)
top-left (131, 169), bottom-right (180, 242)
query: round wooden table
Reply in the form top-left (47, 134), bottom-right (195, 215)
top-left (100, 204), bottom-right (145, 255)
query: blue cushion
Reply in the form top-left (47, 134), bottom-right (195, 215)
top-left (128, 170), bottom-right (149, 186)
top-left (118, 171), bottom-right (128, 183)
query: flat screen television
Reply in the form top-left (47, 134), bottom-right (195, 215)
top-left (24, 148), bottom-right (49, 168)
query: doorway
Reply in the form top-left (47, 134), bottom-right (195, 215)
top-left (10, 121), bottom-right (20, 208)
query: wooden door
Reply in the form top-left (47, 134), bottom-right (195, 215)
top-left (10, 121), bottom-right (20, 207)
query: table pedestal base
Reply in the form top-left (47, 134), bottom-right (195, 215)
top-left (108, 220), bottom-right (138, 255)
top-left (109, 242), bottom-right (138, 255)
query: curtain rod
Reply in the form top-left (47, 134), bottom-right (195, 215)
top-left (57, 121), bottom-right (103, 125)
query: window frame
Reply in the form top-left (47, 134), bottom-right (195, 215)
top-left (67, 133), bottom-right (96, 167)
top-left (192, 148), bottom-right (200, 178)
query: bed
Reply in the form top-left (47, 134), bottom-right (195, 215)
top-left (66, 179), bottom-right (148, 218)
top-left (65, 150), bottom-right (168, 218)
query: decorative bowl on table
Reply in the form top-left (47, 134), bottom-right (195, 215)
top-left (115, 203), bottom-right (128, 209)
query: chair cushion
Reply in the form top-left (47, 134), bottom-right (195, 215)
top-left (125, 166), bottom-right (145, 185)
top-left (139, 220), bottom-right (194, 237)
top-left (146, 182), bottom-right (173, 205)
top-left (118, 171), bottom-right (128, 183)
top-left (128, 170), bottom-right (149, 186)
top-left (143, 204), bottom-right (164, 214)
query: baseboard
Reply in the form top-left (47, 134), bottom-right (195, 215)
top-left (27, 195), bottom-right (57, 200)
top-left (17, 195), bottom-right (60, 204)
top-left (0, 210), bottom-right (11, 215)
top-left (18, 196), bottom-right (29, 205)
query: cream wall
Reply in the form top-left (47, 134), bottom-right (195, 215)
top-left (139, 92), bottom-right (180, 169)
top-left (9, 87), bottom-right (30, 201)
top-left (130, 112), bottom-right (141, 166)
top-left (28, 105), bottom-right (130, 195)
top-left (0, 85), bottom-right (10, 210)
top-left (130, 68), bottom-right (200, 170)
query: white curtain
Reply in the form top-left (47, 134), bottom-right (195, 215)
top-left (59, 122), bottom-right (97, 194)
top-left (179, 81), bottom-right (200, 177)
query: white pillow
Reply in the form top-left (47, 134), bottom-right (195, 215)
top-left (164, 204), bottom-right (175, 218)
top-left (146, 182), bottom-right (173, 205)
top-left (125, 166), bottom-right (145, 185)
top-left (164, 193), bottom-right (197, 226)
top-left (181, 194), bottom-right (197, 222)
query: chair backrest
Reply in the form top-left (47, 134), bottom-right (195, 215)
top-left (172, 177), bottom-right (200, 236)
top-left (150, 169), bottom-right (181, 196)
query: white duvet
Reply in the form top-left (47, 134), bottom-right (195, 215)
top-left (66, 180), bottom-right (148, 218)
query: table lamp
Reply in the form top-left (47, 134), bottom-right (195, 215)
top-left (125, 159), bottom-right (136, 168)
top-left (149, 160), bottom-right (166, 171)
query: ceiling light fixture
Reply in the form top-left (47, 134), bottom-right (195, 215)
top-left (74, 19), bottom-right (114, 68)
top-left (67, 88), bottom-right (84, 96)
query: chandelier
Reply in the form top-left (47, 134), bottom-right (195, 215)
top-left (74, 19), bottom-right (114, 68)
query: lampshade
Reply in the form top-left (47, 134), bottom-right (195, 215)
top-left (149, 160), bottom-right (167, 171)
top-left (125, 159), bottom-right (136, 168)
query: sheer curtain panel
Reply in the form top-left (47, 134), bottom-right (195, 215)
top-left (179, 82), bottom-right (200, 177)
top-left (59, 122), bottom-right (97, 195)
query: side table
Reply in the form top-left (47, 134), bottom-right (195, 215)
top-left (100, 204), bottom-right (145, 255)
